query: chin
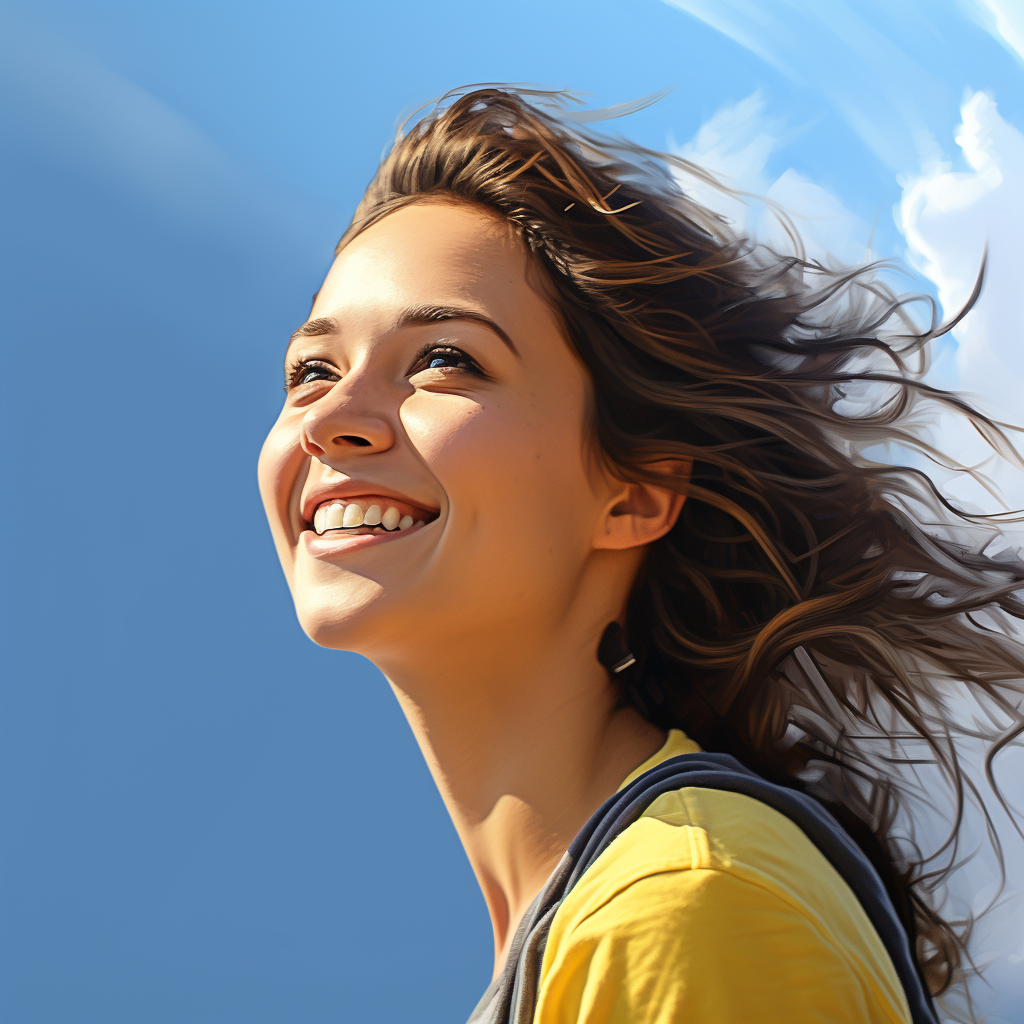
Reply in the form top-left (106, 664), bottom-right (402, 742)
top-left (290, 572), bottom-right (388, 652)
top-left (295, 603), bottom-right (383, 652)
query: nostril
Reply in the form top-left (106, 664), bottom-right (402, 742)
top-left (339, 435), bottom-right (373, 447)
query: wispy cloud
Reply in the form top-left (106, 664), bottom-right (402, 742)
top-left (967, 0), bottom-right (1024, 63)
top-left (661, 0), bottom-right (956, 169)
top-left (0, 16), bottom-right (323, 257)
top-left (671, 91), bottom-right (872, 262)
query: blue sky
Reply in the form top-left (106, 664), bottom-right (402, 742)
top-left (2, 1), bottom-right (1022, 1021)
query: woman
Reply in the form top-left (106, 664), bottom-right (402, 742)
top-left (258, 88), bottom-right (1024, 1022)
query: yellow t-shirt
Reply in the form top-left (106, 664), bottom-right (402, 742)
top-left (532, 729), bottom-right (913, 1023)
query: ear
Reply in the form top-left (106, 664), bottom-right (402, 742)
top-left (592, 461), bottom-right (691, 552)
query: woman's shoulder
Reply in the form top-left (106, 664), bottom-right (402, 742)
top-left (535, 785), bottom-right (913, 1024)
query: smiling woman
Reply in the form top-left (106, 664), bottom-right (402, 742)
top-left (257, 88), bottom-right (1024, 1024)
top-left (260, 200), bottom-right (646, 659)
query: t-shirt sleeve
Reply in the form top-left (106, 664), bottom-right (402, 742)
top-left (533, 866), bottom-right (908, 1024)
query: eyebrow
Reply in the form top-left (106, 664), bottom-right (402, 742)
top-left (285, 304), bottom-right (519, 358)
top-left (288, 316), bottom-right (337, 343)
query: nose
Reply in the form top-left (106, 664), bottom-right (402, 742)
top-left (299, 374), bottom-right (396, 458)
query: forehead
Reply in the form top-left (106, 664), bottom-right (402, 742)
top-left (311, 201), bottom-right (553, 335)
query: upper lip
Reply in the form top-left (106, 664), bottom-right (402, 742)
top-left (299, 480), bottom-right (441, 527)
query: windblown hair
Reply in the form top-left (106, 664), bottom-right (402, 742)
top-left (340, 87), bottom-right (1024, 1011)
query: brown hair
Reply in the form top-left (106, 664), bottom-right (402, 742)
top-left (339, 87), bottom-right (1024, 1012)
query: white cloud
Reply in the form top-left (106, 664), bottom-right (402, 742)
top-left (673, 91), bottom-right (780, 191)
top-left (671, 92), bottom-right (873, 263)
top-left (968, 0), bottom-right (1024, 63)
top-left (897, 91), bottom-right (1024, 519)
top-left (661, 0), bottom-right (949, 170)
top-left (899, 92), bottom-right (1024, 401)
top-left (764, 170), bottom-right (875, 264)
top-left (670, 91), bottom-right (779, 236)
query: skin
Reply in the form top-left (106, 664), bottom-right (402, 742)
top-left (258, 200), bottom-right (686, 976)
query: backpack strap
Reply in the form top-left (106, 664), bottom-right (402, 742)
top-left (468, 751), bottom-right (938, 1024)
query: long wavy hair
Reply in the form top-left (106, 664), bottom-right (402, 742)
top-left (337, 87), bottom-right (1024, 1012)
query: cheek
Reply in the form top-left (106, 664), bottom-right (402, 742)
top-left (258, 413), bottom-right (309, 557)
top-left (400, 396), bottom-right (490, 468)
top-left (401, 393), bottom-right (595, 540)
top-left (402, 394), bottom-right (554, 504)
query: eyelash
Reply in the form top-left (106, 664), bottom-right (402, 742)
top-left (283, 359), bottom-right (336, 391)
top-left (283, 344), bottom-right (485, 391)
top-left (409, 343), bottom-right (486, 376)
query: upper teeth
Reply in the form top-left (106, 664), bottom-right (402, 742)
top-left (312, 500), bottom-right (423, 535)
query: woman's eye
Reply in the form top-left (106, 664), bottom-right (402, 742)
top-left (410, 345), bottom-right (483, 376)
top-left (284, 361), bottom-right (337, 390)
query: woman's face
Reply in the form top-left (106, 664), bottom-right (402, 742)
top-left (258, 201), bottom-right (626, 662)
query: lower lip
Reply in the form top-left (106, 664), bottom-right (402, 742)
top-left (301, 521), bottom-right (430, 557)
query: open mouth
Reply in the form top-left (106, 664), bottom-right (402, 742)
top-left (308, 497), bottom-right (439, 537)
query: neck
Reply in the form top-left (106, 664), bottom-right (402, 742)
top-left (378, 624), bottom-right (665, 979)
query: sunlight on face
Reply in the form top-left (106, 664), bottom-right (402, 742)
top-left (258, 201), bottom-right (615, 660)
